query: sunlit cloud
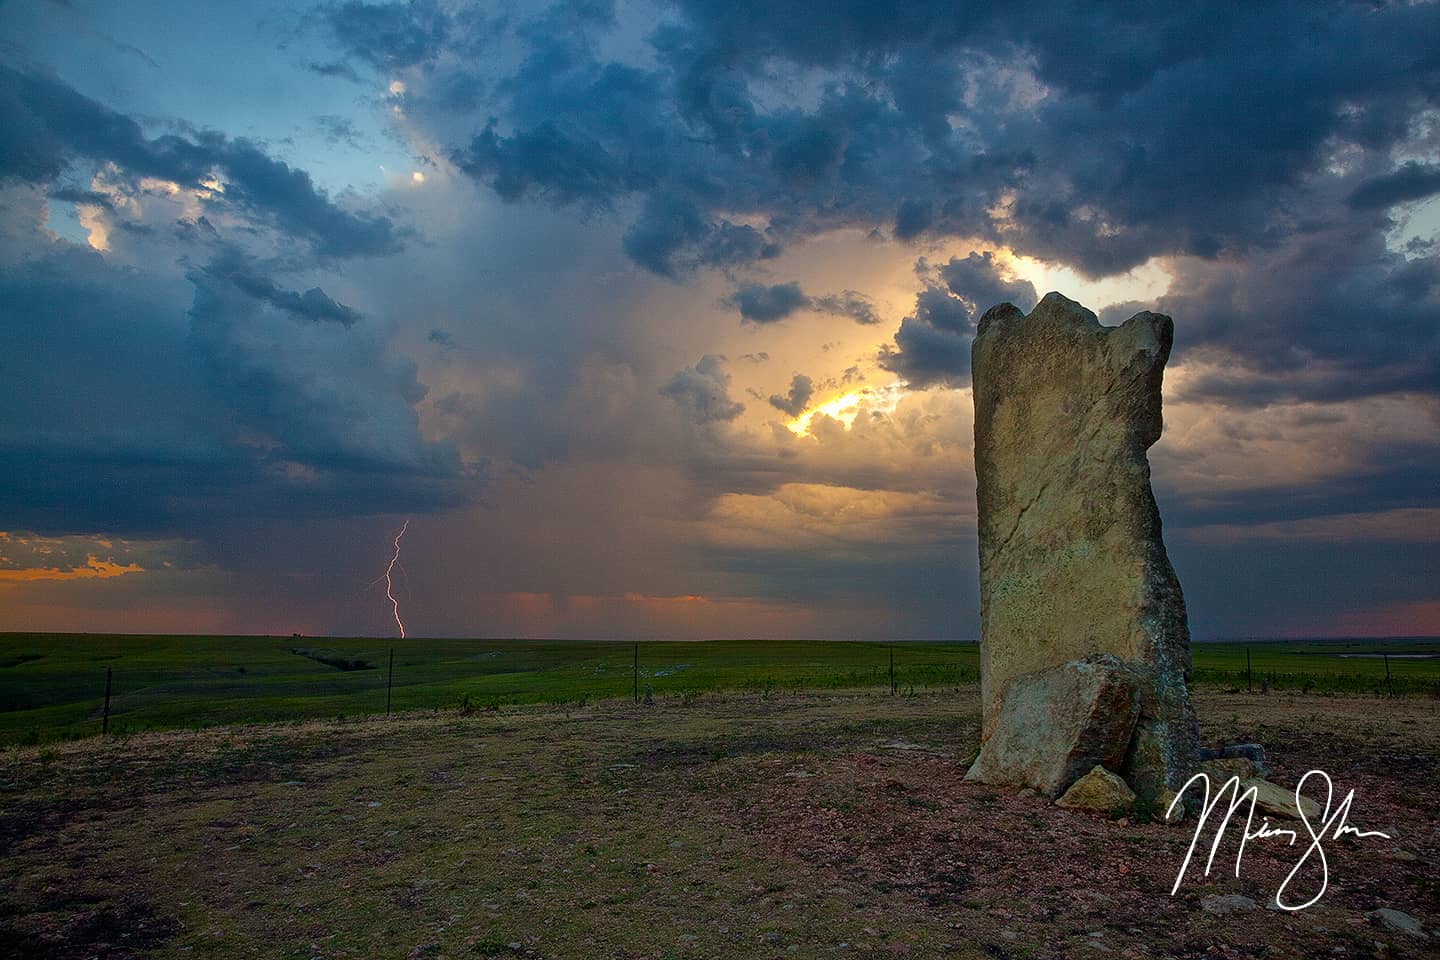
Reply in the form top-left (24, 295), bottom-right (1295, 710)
top-left (0, 554), bottom-right (143, 583)
top-left (785, 381), bottom-right (907, 436)
top-left (0, 0), bottom-right (1435, 640)
top-left (0, 531), bottom-right (203, 590)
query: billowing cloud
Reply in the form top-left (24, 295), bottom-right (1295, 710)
top-left (660, 354), bottom-right (745, 423)
top-left (726, 281), bottom-right (809, 324)
top-left (880, 252), bottom-right (1037, 387)
top-left (0, 0), bottom-right (1436, 639)
top-left (811, 290), bottom-right (881, 326)
top-left (0, 64), bottom-right (400, 257)
top-left (324, 0), bottom-right (452, 71)
top-left (1346, 162), bottom-right (1440, 211)
top-left (381, 0), bottom-right (1439, 408)
top-left (622, 194), bottom-right (781, 277)
top-left (768, 373), bottom-right (814, 417)
top-left (193, 253), bottom-right (363, 325)
top-left (1129, 224), bottom-right (1440, 406)
top-left (725, 281), bottom-right (881, 325)
top-left (0, 210), bottom-right (475, 535)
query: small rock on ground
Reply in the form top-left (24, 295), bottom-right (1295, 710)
top-left (1202, 894), bottom-right (1258, 914)
top-left (1055, 764), bottom-right (1135, 813)
top-left (1243, 778), bottom-right (1321, 821)
top-left (1367, 908), bottom-right (1424, 937)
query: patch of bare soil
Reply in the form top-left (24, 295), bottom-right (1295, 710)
top-left (734, 694), bottom-right (1440, 959)
top-left (0, 690), bottom-right (1434, 958)
top-left (0, 889), bottom-right (181, 959)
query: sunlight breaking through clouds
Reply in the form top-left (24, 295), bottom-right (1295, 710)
top-left (785, 381), bottom-right (908, 437)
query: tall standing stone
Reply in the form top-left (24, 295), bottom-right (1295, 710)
top-left (969, 292), bottom-right (1197, 798)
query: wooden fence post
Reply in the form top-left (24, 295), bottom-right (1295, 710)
top-left (102, 666), bottom-right (113, 736)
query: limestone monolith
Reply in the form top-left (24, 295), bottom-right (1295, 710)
top-left (967, 292), bottom-right (1197, 798)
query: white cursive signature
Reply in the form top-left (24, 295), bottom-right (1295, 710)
top-left (1168, 769), bottom-right (1392, 910)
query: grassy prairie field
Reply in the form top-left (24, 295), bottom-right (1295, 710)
top-left (1, 688), bottom-right (1435, 959)
top-left (0, 633), bottom-right (1438, 745)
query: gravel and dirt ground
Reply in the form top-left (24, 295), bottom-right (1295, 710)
top-left (1, 688), bottom-right (1435, 958)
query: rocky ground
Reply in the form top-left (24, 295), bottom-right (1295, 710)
top-left (0, 689), bottom-right (1435, 959)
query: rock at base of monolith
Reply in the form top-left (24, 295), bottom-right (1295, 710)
top-left (970, 291), bottom-right (1199, 799)
top-left (964, 654), bottom-right (1141, 798)
top-left (1056, 764), bottom-right (1137, 813)
top-left (1198, 757), bottom-right (1261, 783)
top-left (1242, 778), bottom-right (1321, 822)
top-left (1157, 787), bottom-right (1185, 824)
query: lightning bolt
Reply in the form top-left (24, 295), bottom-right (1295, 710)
top-left (385, 519), bottom-right (409, 638)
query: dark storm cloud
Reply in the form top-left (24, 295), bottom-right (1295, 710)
top-left (724, 282), bottom-right (881, 325)
top-left (3, 0), bottom-right (1436, 637)
top-left (1115, 223), bottom-right (1440, 407)
top-left (893, 199), bottom-right (932, 240)
top-left (192, 254), bottom-right (363, 326)
top-left (0, 63), bottom-right (400, 257)
top-left (456, 118), bottom-right (653, 207)
top-left (324, 0), bottom-right (451, 71)
top-left (388, 0), bottom-right (1440, 409)
top-left (726, 281), bottom-right (809, 324)
top-left (934, 254), bottom-right (1037, 322)
top-left (621, 193), bottom-right (780, 277)
top-left (46, 186), bottom-right (113, 209)
top-left (768, 373), bottom-right (814, 417)
top-left (811, 290), bottom-right (881, 326)
top-left (1161, 441), bottom-right (1440, 532)
top-left (429, 0), bottom-right (1432, 264)
top-left (880, 318), bottom-right (973, 389)
top-left (880, 253), bottom-right (1037, 387)
top-left (0, 229), bottom-right (475, 535)
top-left (1347, 162), bottom-right (1440, 211)
top-left (660, 354), bottom-right (745, 423)
top-left (216, 140), bottom-right (401, 257)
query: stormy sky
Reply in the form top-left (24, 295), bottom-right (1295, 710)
top-left (1, 0), bottom-right (1437, 640)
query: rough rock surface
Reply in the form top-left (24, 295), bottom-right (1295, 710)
top-left (1218, 743), bottom-right (1267, 764)
top-left (1055, 764), bottom-right (1136, 813)
top-left (1198, 757), bottom-right (1261, 783)
top-left (1157, 787), bottom-right (1185, 824)
top-left (1243, 778), bottom-right (1322, 822)
top-left (964, 653), bottom-right (1140, 798)
top-left (1198, 743), bottom-right (1271, 777)
top-left (1202, 894), bottom-right (1259, 915)
top-left (969, 292), bottom-right (1198, 797)
top-left (1368, 908), bottom-right (1425, 937)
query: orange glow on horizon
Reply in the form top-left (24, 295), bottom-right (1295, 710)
top-left (1296, 600), bottom-right (1440, 639)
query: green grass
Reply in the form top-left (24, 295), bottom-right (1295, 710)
top-left (1190, 637), bottom-right (1440, 698)
top-left (0, 633), bottom-right (1436, 745)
